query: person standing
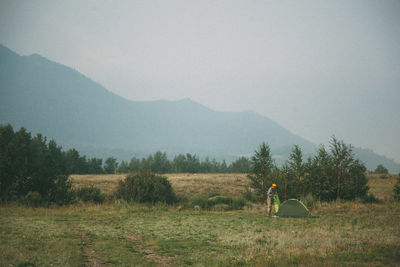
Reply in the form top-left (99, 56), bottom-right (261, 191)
top-left (266, 184), bottom-right (277, 216)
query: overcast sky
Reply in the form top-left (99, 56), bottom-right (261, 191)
top-left (1, 0), bottom-right (399, 162)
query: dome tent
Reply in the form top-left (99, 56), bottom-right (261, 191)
top-left (276, 199), bottom-right (310, 218)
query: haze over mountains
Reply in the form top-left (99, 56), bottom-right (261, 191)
top-left (1, 45), bottom-right (399, 172)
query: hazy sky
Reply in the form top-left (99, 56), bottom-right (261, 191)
top-left (1, 0), bottom-right (399, 162)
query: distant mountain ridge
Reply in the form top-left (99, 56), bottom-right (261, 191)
top-left (1, 44), bottom-right (399, 173)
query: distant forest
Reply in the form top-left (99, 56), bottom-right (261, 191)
top-left (0, 124), bottom-right (250, 176)
top-left (2, 124), bottom-right (392, 205)
top-left (70, 150), bottom-right (250, 175)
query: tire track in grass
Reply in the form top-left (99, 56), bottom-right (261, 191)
top-left (61, 217), bottom-right (102, 267)
top-left (77, 230), bottom-right (103, 267)
top-left (124, 233), bottom-right (172, 266)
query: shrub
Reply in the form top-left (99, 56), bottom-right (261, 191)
top-left (24, 191), bottom-right (43, 207)
top-left (48, 175), bottom-right (76, 205)
top-left (242, 187), bottom-right (258, 202)
top-left (184, 196), bottom-right (245, 210)
top-left (76, 185), bottom-right (105, 204)
top-left (300, 193), bottom-right (317, 208)
top-left (374, 164), bottom-right (388, 174)
top-left (115, 170), bottom-right (176, 204)
top-left (231, 198), bottom-right (246, 210)
top-left (208, 196), bottom-right (233, 206)
top-left (362, 193), bottom-right (382, 204)
top-left (190, 197), bottom-right (209, 209)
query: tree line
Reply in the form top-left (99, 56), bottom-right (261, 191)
top-left (0, 124), bottom-right (384, 205)
top-left (0, 124), bottom-right (250, 204)
top-left (247, 138), bottom-right (372, 203)
top-left (0, 124), bottom-right (251, 177)
top-left (0, 124), bottom-right (74, 203)
top-left (56, 149), bottom-right (251, 174)
top-left (116, 152), bottom-right (251, 174)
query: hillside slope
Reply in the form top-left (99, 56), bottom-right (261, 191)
top-left (0, 45), bottom-right (314, 155)
top-left (1, 45), bottom-right (399, 172)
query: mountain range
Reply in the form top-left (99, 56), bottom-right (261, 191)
top-left (1, 44), bottom-right (399, 173)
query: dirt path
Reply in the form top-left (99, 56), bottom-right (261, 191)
top-left (77, 231), bottom-right (103, 267)
top-left (124, 233), bottom-right (172, 266)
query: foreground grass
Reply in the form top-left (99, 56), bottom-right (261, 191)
top-left (1, 173), bottom-right (399, 266)
top-left (1, 201), bottom-right (399, 266)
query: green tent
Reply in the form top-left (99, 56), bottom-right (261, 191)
top-left (276, 199), bottom-right (310, 218)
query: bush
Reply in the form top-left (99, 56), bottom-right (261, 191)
top-left (184, 196), bottom-right (245, 211)
top-left (374, 164), bottom-right (388, 174)
top-left (300, 193), bottom-right (317, 208)
top-left (24, 191), bottom-right (43, 207)
top-left (231, 198), bottom-right (246, 210)
top-left (115, 170), bottom-right (176, 204)
top-left (76, 185), bottom-right (105, 204)
top-left (362, 193), bottom-right (382, 204)
top-left (48, 175), bottom-right (76, 205)
top-left (242, 187), bottom-right (258, 202)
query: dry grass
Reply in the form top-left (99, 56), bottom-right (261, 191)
top-left (71, 174), bottom-right (124, 195)
top-left (367, 173), bottom-right (398, 201)
top-left (72, 172), bottom-right (398, 201)
top-left (166, 173), bottom-right (248, 199)
top-left (71, 173), bottom-right (249, 198)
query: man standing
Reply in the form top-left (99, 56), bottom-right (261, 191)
top-left (267, 184), bottom-right (277, 216)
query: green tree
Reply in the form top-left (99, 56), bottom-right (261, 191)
top-left (185, 153), bottom-right (200, 173)
top-left (151, 151), bottom-right (171, 173)
top-left (117, 160), bottom-right (130, 173)
top-left (304, 145), bottom-right (335, 201)
top-left (65, 149), bottom-right (87, 174)
top-left (286, 145), bottom-right (305, 197)
top-left (219, 160), bottom-right (228, 173)
top-left (199, 157), bottom-right (212, 173)
top-left (229, 157), bottom-right (251, 173)
top-left (128, 157), bottom-right (141, 172)
top-left (247, 143), bottom-right (276, 201)
top-left (374, 164), bottom-right (389, 174)
top-left (8, 127), bottom-right (33, 198)
top-left (0, 124), bottom-right (74, 205)
top-left (172, 154), bottom-right (186, 172)
top-left (0, 124), bottom-right (17, 199)
top-left (172, 153), bottom-right (200, 173)
top-left (276, 162), bottom-right (291, 201)
top-left (329, 136), bottom-right (368, 200)
top-left (140, 155), bottom-right (153, 171)
top-left (330, 136), bottom-right (353, 199)
top-left (104, 157), bottom-right (118, 174)
top-left (87, 158), bottom-right (103, 174)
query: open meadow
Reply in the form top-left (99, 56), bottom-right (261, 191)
top-left (1, 173), bottom-right (399, 266)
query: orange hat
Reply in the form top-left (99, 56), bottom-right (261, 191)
top-left (272, 184), bottom-right (276, 188)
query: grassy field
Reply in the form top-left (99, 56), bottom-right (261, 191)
top-left (1, 173), bottom-right (399, 266)
top-left (71, 173), bottom-right (249, 199)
